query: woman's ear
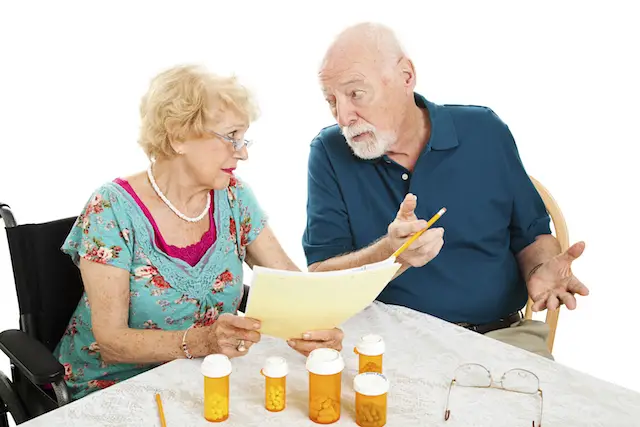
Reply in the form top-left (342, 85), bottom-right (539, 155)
top-left (169, 138), bottom-right (186, 155)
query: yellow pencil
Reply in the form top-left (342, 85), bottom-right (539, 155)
top-left (392, 207), bottom-right (447, 259)
top-left (155, 392), bottom-right (167, 427)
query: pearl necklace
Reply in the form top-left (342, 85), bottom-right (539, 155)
top-left (147, 164), bottom-right (210, 223)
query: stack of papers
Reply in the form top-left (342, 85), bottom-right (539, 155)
top-left (244, 257), bottom-right (402, 339)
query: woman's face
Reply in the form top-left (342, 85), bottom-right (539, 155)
top-left (178, 111), bottom-right (250, 190)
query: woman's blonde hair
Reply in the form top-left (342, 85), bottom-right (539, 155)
top-left (138, 64), bottom-right (259, 159)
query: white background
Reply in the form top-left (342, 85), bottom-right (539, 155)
top-left (1, 1), bottom-right (638, 423)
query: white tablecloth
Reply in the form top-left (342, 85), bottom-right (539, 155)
top-left (22, 302), bottom-right (640, 426)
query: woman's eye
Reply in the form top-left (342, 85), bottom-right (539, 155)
top-left (351, 90), bottom-right (364, 99)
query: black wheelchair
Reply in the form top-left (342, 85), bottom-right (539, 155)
top-left (0, 201), bottom-right (250, 425)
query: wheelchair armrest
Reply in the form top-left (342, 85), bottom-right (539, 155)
top-left (0, 329), bottom-right (64, 385)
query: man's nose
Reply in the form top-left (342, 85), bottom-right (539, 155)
top-left (335, 99), bottom-right (357, 127)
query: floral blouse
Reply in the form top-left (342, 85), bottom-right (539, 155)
top-left (54, 176), bottom-right (266, 400)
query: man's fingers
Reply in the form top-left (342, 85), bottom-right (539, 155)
top-left (420, 227), bottom-right (444, 244)
top-left (396, 193), bottom-right (417, 220)
top-left (416, 230), bottom-right (444, 257)
top-left (546, 293), bottom-right (561, 311)
top-left (393, 219), bottom-right (428, 238)
top-left (561, 241), bottom-right (586, 262)
top-left (568, 279), bottom-right (589, 296)
top-left (297, 328), bottom-right (344, 343)
top-left (531, 292), bottom-right (548, 312)
top-left (288, 337), bottom-right (343, 355)
top-left (287, 339), bottom-right (326, 354)
top-left (558, 292), bottom-right (577, 310)
top-left (531, 300), bottom-right (545, 312)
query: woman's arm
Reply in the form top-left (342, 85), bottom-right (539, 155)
top-left (80, 258), bottom-right (212, 364)
top-left (245, 225), bottom-right (300, 272)
top-left (81, 259), bottom-right (260, 364)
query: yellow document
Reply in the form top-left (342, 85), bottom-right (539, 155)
top-left (243, 257), bottom-right (402, 340)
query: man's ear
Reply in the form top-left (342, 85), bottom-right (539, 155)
top-left (399, 57), bottom-right (417, 93)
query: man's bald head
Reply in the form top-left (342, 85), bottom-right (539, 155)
top-left (317, 23), bottom-right (418, 160)
top-left (321, 22), bottom-right (406, 77)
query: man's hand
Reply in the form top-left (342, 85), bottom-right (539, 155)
top-left (528, 241), bottom-right (590, 312)
top-left (287, 328), bottom-right (344, 357)
top-left (388, 193), bottom-right (444, 267)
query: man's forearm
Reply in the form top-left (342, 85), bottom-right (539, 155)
top-left (309, 236), bottom-right (393, 272)
top-left (309, 236), bottom-right (410, 279)
top-left (517, 234), bottom-right (562, 282)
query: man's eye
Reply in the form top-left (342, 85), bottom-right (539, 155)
top-left (226, 131), bottom-right (237, 139)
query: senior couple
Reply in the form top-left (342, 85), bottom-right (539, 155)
top-left (55, 22), bottom-right (588, 399)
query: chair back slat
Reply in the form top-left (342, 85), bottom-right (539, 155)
top-left (524, 176), bottom-right (569, 354)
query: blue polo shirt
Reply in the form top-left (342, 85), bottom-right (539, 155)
top-left (302, 93), bottom-right (551, 325)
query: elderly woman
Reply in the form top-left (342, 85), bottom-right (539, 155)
top-left (54, 64), bottom-right (343, 399)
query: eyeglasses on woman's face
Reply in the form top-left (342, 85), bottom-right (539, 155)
top-left (205, 129), bottom-right (253, 151)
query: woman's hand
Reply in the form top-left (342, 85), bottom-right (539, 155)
top-left (207, 313), bottom-right (262, 358)
top-left (287, 328), bottom-right (344, 357)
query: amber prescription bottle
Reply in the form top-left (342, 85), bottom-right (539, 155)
top-left (354, 334), bottom-right (385, 374)
top-left (354, 372), bottom-right (390, 427)
top-left (305, 348), bottom-right (345, 424)
top-left (201, 354), bottom-right (232, 422)
top-left (261, 356), bottom-right (288, 412)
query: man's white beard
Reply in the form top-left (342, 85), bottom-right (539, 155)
top-left (341, 122), bottom-right (396, 160)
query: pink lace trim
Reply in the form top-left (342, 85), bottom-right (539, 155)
top-left (114, 178), bottom-right (216, 267)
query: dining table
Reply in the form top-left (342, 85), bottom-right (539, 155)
top-left (21, 302), bottom-right (640, 426)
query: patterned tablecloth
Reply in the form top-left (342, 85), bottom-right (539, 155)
top-left (22, 302), bottom-right (640, 426)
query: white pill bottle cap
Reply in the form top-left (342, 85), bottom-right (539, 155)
top-left (355, 334), bottom-right (386, 356)
top-left (306, 348), bottom-right (345, 375)
top-left (201, 354), bottom-right (232, 378)
top-left (354, 372), bottom-right (390, 396)
top-left (262, 356), bottom-right (289, 378)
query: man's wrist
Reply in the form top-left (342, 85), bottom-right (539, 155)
top-left (378, 235), bottom-right (395, 257)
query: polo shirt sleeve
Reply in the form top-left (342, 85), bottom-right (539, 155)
top-left (494, 113), bottom-right (552, 254)
top-left (302, 138), bottom-right (354, 266)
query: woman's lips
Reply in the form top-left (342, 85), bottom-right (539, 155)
top-left (222, 168), bottom-right (235, 175)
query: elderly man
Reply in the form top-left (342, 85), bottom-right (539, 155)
top-left (301, 23), bottom-right (589, 359)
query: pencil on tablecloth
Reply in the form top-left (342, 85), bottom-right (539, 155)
top-left (392, 207), bottom-right (446, 259)
top-left (155, 392), bottom-right (167, 427)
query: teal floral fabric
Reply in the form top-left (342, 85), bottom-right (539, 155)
top-left (53, 176), bottom-right (267, 400)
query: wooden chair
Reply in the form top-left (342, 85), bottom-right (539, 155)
top-left (523, 176), bottom-right (570, 354)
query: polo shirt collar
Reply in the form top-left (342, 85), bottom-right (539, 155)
top-left (415, 93), bottom-right (459, 151)
top-left (365, 92), bottom-right (460, 164)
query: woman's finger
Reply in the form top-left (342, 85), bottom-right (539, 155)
top-left (230, 328), bottom-right (261, 344)
top-left (218, 313), bottom-right (261, 331)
